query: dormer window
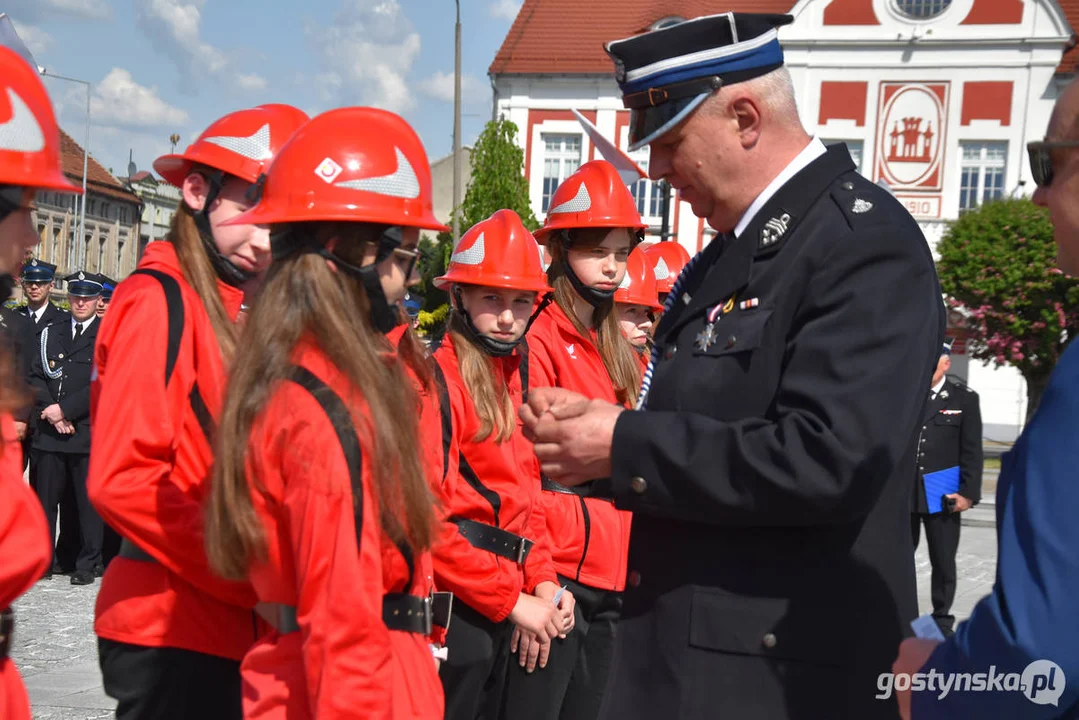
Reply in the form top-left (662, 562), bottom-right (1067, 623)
top-left (894, 0), bottom-right (952, 20)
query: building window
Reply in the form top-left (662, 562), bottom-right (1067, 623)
top-left (51, 227), bottom-right (61, 263)
top-left (626, 156), bottom-right (668, 223)
top-left (97, 236), bottom-right (106, 273)
top-left (959, 142), bottom-right (1007, 213)
top-left (824, 140), bottom-right (864, 173)
top-left (116, 240), bottom-right (125, 276)
top-left (541, 134), bottom-right (582, 213)
top-left (894, 0), bottom-right (951, 19)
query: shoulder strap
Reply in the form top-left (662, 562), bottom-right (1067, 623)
top-left (287, 365), bottom-right (415, 588)
top-left (430, 361), bottom-right (453, 486)
top-left (518, 337), bottom-right (530, 404)
top-left (132, 269), bottom-right (184, 385)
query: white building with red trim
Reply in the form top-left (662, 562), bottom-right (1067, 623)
top-left (490, 0), bottom-right (1079, 441)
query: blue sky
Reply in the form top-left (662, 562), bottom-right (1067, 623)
top-left (7, 0), bottom-right (520, 179)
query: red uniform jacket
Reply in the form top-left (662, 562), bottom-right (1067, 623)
top-left (0, 414), bottom-right (51, 720)
top-left (88, 242), bottom-right (259, 660)
top-left (431, 334), bottom-right (558, 623)
top-left (241, 341), bottom-right (442, 720)
top-left (527, 305), bottom-right (632, 592)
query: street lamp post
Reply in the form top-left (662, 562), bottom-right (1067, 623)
top-left (452, 0), bottom-right (462, 245)
top-left (40, 70), bottom-right (91, 270)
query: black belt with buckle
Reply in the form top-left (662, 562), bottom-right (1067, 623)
top-left (452, 518), bottom-right (533, 565)
top-left (260, 591), bottom-right (454, 637)
top-left (118, 538), bottom-right (157, 563)
top-left (1, 608), bottom-right (13, 660)
top-left (541, 476), bottom-right (615, 501)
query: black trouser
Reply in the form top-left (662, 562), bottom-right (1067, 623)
top-left (54, 480), bottom-right (83, 571)
top-left (912, 511), bottom-right (961, 632)
top-left (500, 575), bottom-right (623, 720)
top-left (101, 524), bottom-right (122, 567)
top-left (440, 601), bottom-right (515, 720)
top-left (99, 638), bottom-right (242, 720)
top-left (35, 451), bottom-right (101, 572)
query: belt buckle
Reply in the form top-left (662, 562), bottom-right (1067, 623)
top-left (431, 591), bottom-right (454, 633)
top-left (420, 596), bottom-right (433, 637)
top-left (516, 538), bottom-right (533, 565)
top-left (647, 87), bottom-right (668, 106)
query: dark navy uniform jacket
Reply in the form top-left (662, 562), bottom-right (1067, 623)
top-left (913, 378), bottom-right (982, 514)
top-left (29, 315), bottom-right (99, 454)
top-left (603, 145), bottom-right (945, 719)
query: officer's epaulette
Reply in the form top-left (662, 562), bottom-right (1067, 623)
top-left (830, 174), bottom-right (882, 229)
top-left (945, 374), bottom-right (975, 392)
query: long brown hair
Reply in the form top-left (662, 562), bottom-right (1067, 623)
top-left (548, 229), bottom-right (642, 406)
top-left (168, 202), bottom-right (238, 363)
top-left (206, 222), bottom-right (436, 580)
top-left (446, 310), bottom-right (517, 443)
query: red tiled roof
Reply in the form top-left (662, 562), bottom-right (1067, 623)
top-left (1058, 0), bottom-right (1079, 74)
top-left (491, 0), bottom-right (1079, 77)
top-left (58, 130), bottom-right (140, 204)
top-left (490, 0), bottom-right (796, 75)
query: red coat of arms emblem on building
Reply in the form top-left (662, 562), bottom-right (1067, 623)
top-left (875, 82), bottom-right (950, 192)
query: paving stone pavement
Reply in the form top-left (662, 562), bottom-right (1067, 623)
top-left (8, 515), bottom-right (999, 720)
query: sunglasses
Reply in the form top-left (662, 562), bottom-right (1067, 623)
top-left (1027, 140), bottom-right (1079, 187)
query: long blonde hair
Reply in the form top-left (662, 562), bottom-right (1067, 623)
top-left (168, 204), bottom-right (238, 363)
top-left (206, 223), bottom-right (436, 580)
top-left (447, 310), bottom-right (517, 443)
top-left (548, 229), bottom-right (642, 406)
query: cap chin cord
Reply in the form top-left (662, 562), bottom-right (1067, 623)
top-left (192, 170), bottom-right (257, 288)
top-left (451, 285), bottom-right (553, 357)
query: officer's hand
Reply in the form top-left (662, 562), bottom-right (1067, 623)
top-left (892, 637), bottom-right (942, 720)
top-left (56, 420), bottom-right (75, 435)
top-left (13, 421), bottom-right (26, 440)
top-left (519, 387), bottom-right (589, 437)
top-left (944, 493), bottom-right (972, 512)
top-left (528, 399), bottom-right (622, 486)
top-left (41, 403), bottom-right (65, 424)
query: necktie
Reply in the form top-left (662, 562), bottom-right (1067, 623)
top-left (73, 323), bottom-right (83, 343)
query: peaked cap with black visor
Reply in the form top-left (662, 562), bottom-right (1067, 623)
top-left (606, 12), bottom-right (794, 152)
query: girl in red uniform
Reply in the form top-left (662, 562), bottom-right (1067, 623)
top-left (0, 45), bottom-right (71, 720)
top-left (88, 104), bottom-right (309, 719)
top-left (205, 107), bottom-right (448, 720)
top-left (431, 209), bottom-right (574, 720)
top-left (614, 247), bottom-right (662, 374)
top-left (641, 239), bottom-right (691, 322)
top-left (501, 159), bottom-right (645, 720)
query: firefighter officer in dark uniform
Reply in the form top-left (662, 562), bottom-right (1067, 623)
top-left (29, 271), bottom-right (104, 585)
top-left (911, 338), bottom-right (982, 638)
top-left (95, 274), bottom-right (116, 319)
top-left (519, 12), bottom-right (945, 719)
top-left (0, 301), bottom-right (33, 441)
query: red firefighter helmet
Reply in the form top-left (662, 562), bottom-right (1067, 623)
top-left (534, 160), bottom-right (646, 243)
top-left (226, 107), bottom-right (448, 232)
top-left (614, 247), bottom-right (662, 310)
top-left (434, 209), bottom-right (552, 294)
top-left (0, 46), bottom-right (82, 193)
top-left (154, 104), bottom-right (310, 188)
top-left (642, 241), bottom-right (691, 294)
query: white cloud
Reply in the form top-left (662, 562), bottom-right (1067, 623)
top-left (489, 0), bottom-right (522, 21)
top-left (236, 73), bottom-right (268, 91)
top-left (306, 0), bottom-right (422, 114)
top-left (8, 20), bottom-right (52, 55)
top-left (89, 68), bottom-right (189, 129)
top-left (419, 71), bottom-right (488, 106)
top-left (5, 0), bottom-right (111, 21)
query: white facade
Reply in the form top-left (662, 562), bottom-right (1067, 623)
top-left (491, 0), bottom-right (1076, 440)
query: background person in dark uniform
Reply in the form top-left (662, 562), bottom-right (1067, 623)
top-left (91, 272), bottom-right (122, 567)
top-left (0, 302), bottom-right (33, 442)
top-left (519, 12), bottom-right (944, 720)
top-left (95, 274), bottom-right (116, 319)
top-left (15, 259), bottom-right (82, 574)
top-left (29, 271), bottom-right (104, 585)
top-left (911, 338), bottom-right (982, 637)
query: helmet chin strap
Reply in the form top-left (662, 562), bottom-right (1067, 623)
top-left (557, 231), bottom-right (617, 308)
top-left (270, 225), bottom-right (405, 335)
top-left (192, 170), bottom-right (257, 288)
top-left (452, 286), bottom-right (552, 357)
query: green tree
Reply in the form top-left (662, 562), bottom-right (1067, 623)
top-left (936, 198), bottom-right (1079, 420)
top-left (417, 117), bottom-right (536, 325)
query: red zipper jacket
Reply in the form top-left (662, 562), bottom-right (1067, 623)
top-left (240, 340), bottom-right (442, 720)
top-left (88, 241), bottom-right (259, 660)
top-left (0, 414), bottom-right (51, 720)
top-left (431, 334), bottom-right (559, 623)
top-left (526, 304), bottom-right (632, 592)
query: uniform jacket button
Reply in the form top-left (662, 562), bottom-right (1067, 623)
top-left (664, 345), bottom-right (678, 360)
top-left (628, 570), bottom-right (641, 588)
top-left (762, 633), bottom-right (777, 649)
top-left (841, 181), bottom-right (854, 191)
top-left (630, 476), bottom-right (648, 494)
top-left (726, 335), bottom-right (736, 348)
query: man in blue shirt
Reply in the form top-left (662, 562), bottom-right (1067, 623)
top-left (892, 78), bottom-right (1079, 719)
